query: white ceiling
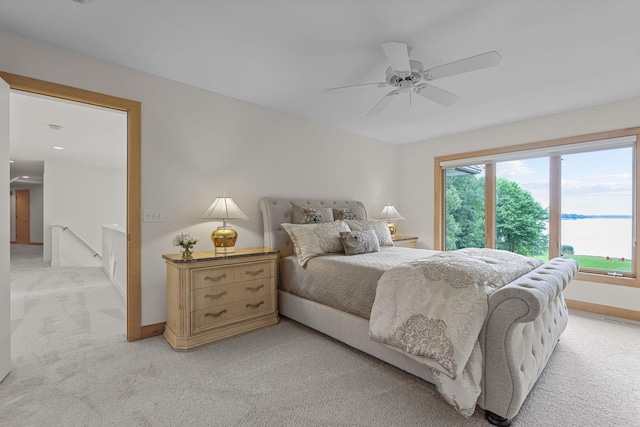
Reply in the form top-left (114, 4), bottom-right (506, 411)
top-left (2, 0), bottom-right (640, 147)
top-left (9, 91), bottom-right (127, 185)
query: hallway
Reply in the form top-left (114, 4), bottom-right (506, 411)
top-left (9, 244), bottom-right (126, 361)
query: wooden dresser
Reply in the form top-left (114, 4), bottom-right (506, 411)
top-left (391, 234), bottom-right (419, 248)
top-left (162, 247), bottom-right (279, 350)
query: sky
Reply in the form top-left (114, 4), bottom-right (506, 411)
top-left (495, 147), bottom-right (633, 216)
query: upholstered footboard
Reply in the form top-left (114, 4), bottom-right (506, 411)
top-left (479, 257), bottom-right (579, 425)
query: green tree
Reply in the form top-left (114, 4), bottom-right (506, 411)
top-left (445, 186), bottom-right (462, 251)
top-left (445, 174), bottom-right (485, 250)
top-left (445, 174), bottom-right (548, 256)
top-left (495, 178), bottom-right (548, 255)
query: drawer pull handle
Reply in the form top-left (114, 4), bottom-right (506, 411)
top-left (245, 301), bottom-right (265, 309)
top-left (205, 309), bottom-right (227, 318)
top-left (204, 291), bottom-right (227, 300)
top-left (245, 269), bottom-right (264, 277)
top-left (245, 284), bottom-right (264, 292)
top-left (205, 273), bottom-right (227, 282)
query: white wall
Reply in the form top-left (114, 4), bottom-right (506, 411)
top-left (9, 183), bottom-right (43, 243)
top-left (29, 184), bottom-right (43, 243)
top-left (101, 225), bottom-right (127, 301)
top-left (0, 74), bottom-right (11, 380)
top-left (398, 96), bottom-right (640, 312)
top-left (0, 30), bottom-right (399, 325)
top-left (43, 160), bottom-right (126, 263)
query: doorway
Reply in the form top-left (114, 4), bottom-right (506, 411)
top-left (14, 189), bottom-right (29, 244)
top-left (1, 71), bottom-right (143, 341)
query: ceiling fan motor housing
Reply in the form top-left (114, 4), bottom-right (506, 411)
top-left (385, 60), bottom-right (424, 86)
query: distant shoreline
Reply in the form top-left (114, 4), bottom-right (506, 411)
top-left (561, 214), bottom-right (632, 219)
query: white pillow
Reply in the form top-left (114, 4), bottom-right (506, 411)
top-left (292, 204), bottom-right (334, 224)
top-left (281, 220), bottom-right (350, 266)
top-left (344, 220), bottom-right (394, 247)
top-left (332, 206), bottom-right (366, 221)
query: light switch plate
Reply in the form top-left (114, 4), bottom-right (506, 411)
top-left (143, 209), bottom-right (164, 222)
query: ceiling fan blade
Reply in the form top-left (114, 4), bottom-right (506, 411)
top-left (381, 42), bottom-right (411, 75)
top-left (367, 90), bottom-right (400, 116)
top-left (323, 82), bottom-right (388, 93)
top-left (423, 51), bottom-right (502, 80)
top-left (415, 84), bottom-right (459, 107)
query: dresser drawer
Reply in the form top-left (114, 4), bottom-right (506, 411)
top-left (191, 261), bottom-right (273, 290)
top-left (191, 294), bottom-right (275, 334)
top-left (191, 278), bottom-right (273, 311)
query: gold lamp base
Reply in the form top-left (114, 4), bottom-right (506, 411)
top-left (387, 222), bottom-right (398, 235)
top-left (212, 226), bottom-right (238, 254)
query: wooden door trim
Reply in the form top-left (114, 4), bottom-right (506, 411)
top-left (1, 71), bottom-right (143, 341)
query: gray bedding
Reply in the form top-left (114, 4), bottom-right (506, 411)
top-left (279, 246), bottom-right (438, 319)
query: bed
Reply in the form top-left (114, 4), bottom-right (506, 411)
top-left (259, 197), bottom-right (578, 426)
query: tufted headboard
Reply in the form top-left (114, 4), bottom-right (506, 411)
top-left (258, 197), bottom-right (367, 258)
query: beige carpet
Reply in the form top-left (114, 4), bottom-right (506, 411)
top-left (2, 245), bottom-right (639, 426)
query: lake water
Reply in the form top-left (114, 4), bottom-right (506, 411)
top-left (561, 217), bottom-right (632, 259)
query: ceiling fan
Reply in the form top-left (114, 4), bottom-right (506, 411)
top-left (324, 42), bottom-right (501, 116)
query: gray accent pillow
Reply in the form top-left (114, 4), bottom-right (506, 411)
top-left (292, 204), bottom-right (334, 224)
top-left (333, 206), bottom-right (366, 221)
top-left (281, 220), bottom-right (350, 266)
top-left (345, 219), bottom-right (394, 247)
top-left (340, 230), bottom-right (380, 255)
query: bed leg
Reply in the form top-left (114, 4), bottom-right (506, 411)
top-left (485, 411), bottom-right (511, 427)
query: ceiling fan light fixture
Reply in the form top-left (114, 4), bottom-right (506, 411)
top-left (325, 42), bottom-right (500, 115)
top-left (399, 80), bottom-right (413, 92)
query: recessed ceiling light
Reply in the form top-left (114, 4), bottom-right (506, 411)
top-left (22, 176), bottom-right (29, 179)
top-left (9, 160), bottom-right (14, 163)
top-left (52, 146), bottom-right (65, 150)
top-left (47, 124), bottom-right (63, 130)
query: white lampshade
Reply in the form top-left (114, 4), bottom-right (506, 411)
top-left (200, 196), bottom-right (249, 221)
top-left (380, 204), bottom-right (405, 221)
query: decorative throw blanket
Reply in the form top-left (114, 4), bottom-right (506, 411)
top-left (369, 248), bottom-right (543, 416)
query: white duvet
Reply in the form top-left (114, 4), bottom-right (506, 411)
top-left (369, 248), bottom-right (542, 416)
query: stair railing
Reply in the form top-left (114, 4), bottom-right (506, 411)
top-left (51, 224), bottom-right (102, 259)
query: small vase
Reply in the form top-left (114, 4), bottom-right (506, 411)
top-left (182, 247), bottom-right (193, 258)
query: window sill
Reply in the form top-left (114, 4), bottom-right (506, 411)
top-left (575, 271), bottom-right (639, 288)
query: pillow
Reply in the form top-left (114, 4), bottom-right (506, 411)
top-left (292, 204), bottom-right (334, 224)
top-left (281, 220), bottom-right (350, 266)
top-left (333, 206), bottom-right (367, 221)
top-left (345, 219), bottom-right (394, 247)
top-left (340, 230), bottom-right (380, 255)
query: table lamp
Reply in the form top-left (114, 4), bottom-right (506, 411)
top-left (380, 204), bottom-right (404, 235)
top-left (200, 195), bottom-right (248, 253)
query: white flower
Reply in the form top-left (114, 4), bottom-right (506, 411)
top-left (173, 232), bottom-right (199, 247)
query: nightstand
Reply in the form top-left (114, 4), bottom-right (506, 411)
top-left (162, 247), bottom-right (279, 350)
top-left (391, 234), bottom-right (419, 248)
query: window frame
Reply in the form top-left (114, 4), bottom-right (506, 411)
top-left (434, 127), bottom-right (640, 288)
